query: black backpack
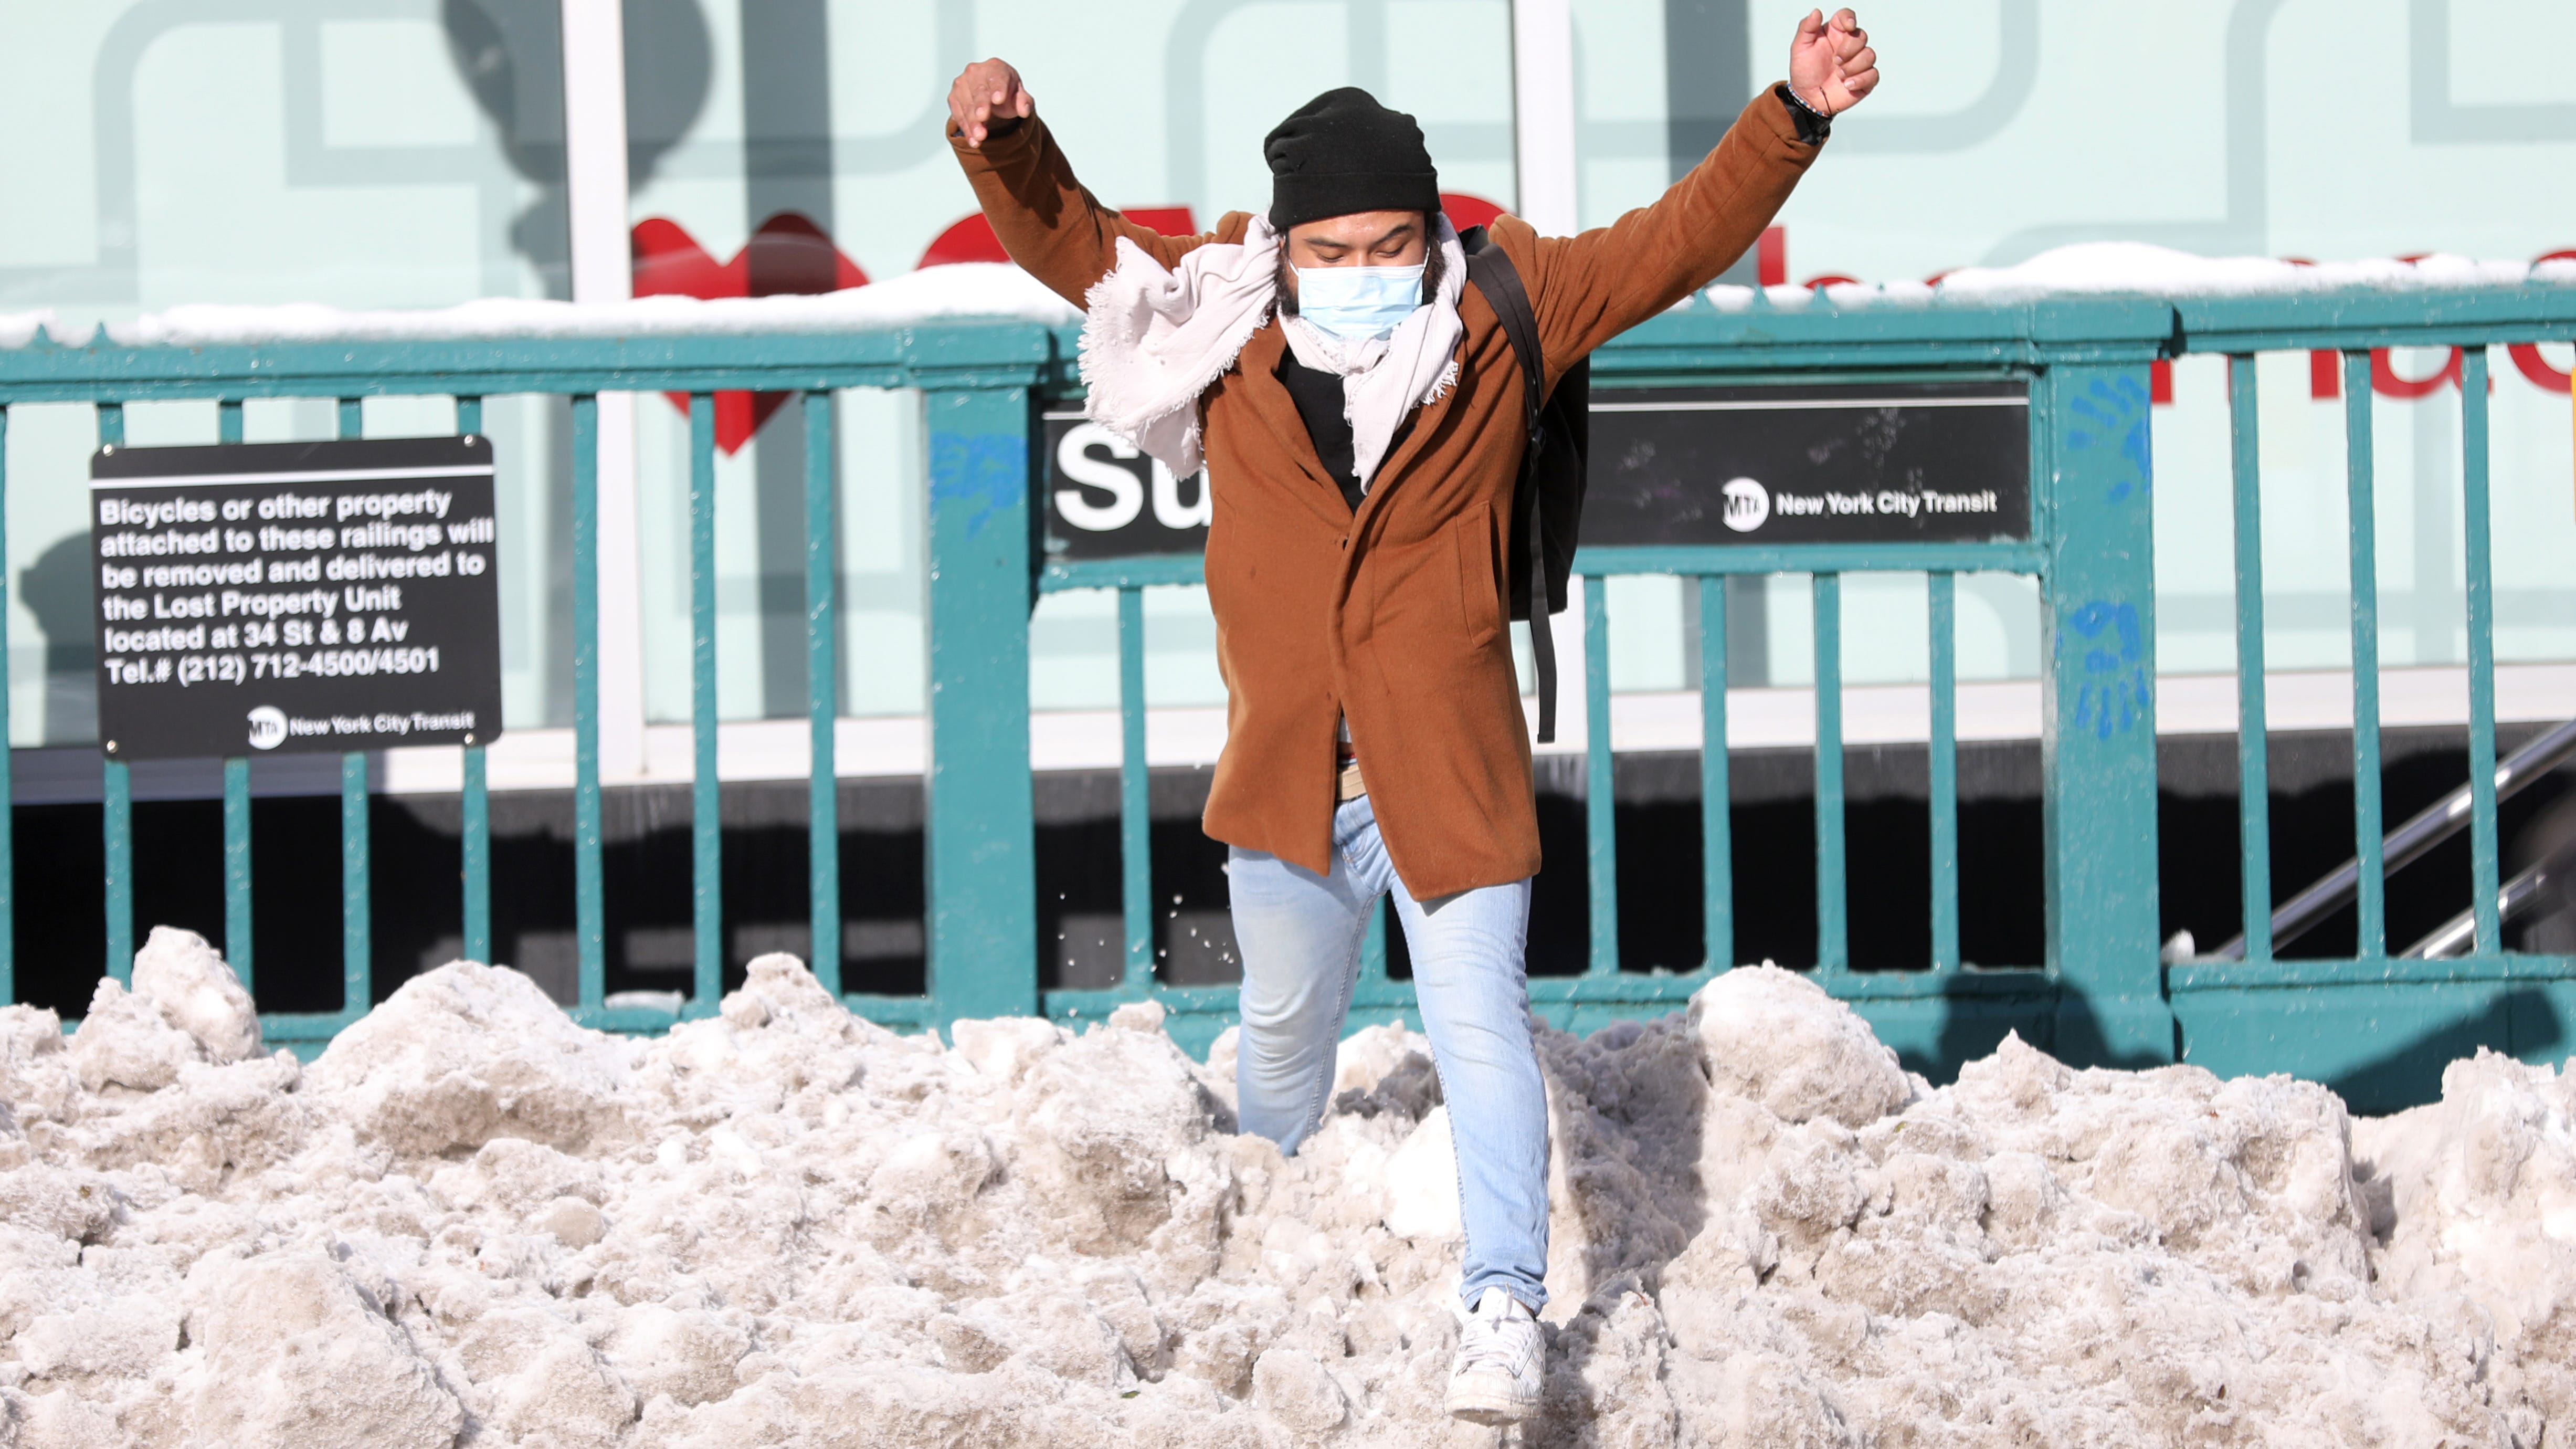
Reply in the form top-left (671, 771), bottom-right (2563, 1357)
top-left (1460, 226), bottom-right (1589, 743)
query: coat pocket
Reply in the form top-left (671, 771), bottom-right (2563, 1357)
top-left (1452, 507), bottom-right (1502, 650)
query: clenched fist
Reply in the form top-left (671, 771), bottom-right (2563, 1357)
top-left (1789, 9), bottom-right (1879, 117)
top-left (948, 58), bottom-right (1033, 149)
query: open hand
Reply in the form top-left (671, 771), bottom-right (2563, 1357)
top-left (1789, 9), bottom-right (1878, 117)
top-left (948, 58), bottom-right (1033, 149)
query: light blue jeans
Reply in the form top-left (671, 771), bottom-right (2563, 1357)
top-left (1227, 794), bottom-right (1549, 1312)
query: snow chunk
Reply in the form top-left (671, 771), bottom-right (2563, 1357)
top-left (951, 1015), bottom-right (1065, 1086)
top-left (1252, 1346), bottom-right (1349, 1432)
top-left (14, 1295), bottom-right (178, 1378)
top-left (2358, 1050), bottom-right (2576, 1351)
top-left (68, 977), bottom-right (203, 1093)
top-left (1332, 1022), bottom-right (1431, 1098)
top-left (68, 925), bottom-right (260, 1095)
top-left (186, 1250), bottom-right (464, 1448)
top-left (1689, 964), bottom-right (1910, 1127)
top-left (605, 1301), bottom-right (750, 1408)
top-left (1383, 1104), bottom-right (1463, 1242)
top-left (131, 924), bottom-right (260, 1062)
top-left (307, 959), bottom-right (638, 1155)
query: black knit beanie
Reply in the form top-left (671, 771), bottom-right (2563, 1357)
top-left (1264, 88), bottom-right (1441, 232)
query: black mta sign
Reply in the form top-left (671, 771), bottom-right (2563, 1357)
top-left (1037, 383), bottom-right (2029, 561)
top-left (1578, 380), bottom-right (2032, 547)
top-left (89, 435), bottom-right (504, 761)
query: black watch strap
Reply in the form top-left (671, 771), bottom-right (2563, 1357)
top-left (1775, 82), bottom-right (1832, 144)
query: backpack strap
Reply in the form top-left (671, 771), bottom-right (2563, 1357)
top-left (1460, 226), bottom-right (1560, 744)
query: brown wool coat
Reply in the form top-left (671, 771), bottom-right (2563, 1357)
top-left (952, 91), bottom-right (1820, 900)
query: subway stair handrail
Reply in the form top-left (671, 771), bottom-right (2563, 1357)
top-left (2404, 844), bottom-right (2576, 960)
top-left (2210, 717), bottom-right (2576, 961)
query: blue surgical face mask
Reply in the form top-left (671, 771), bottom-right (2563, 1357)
top-left (1292, 264), bottom-right (1427, 342)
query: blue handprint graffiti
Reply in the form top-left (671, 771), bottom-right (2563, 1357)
top-left (2061, 373), bottom-right (2152, 504)
top-left (930, 429), bottom-right (1028, 540)
top-left (2061, 598), bottom-right (2149, 739)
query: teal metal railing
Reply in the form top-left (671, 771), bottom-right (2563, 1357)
top-left (2, 280), bottom-right (2571, 1106)
top-left (1040, 287), bottom-right (2576, 1098)
top-left (0, 324), bottom-right (1054, 1045)
top-left (1038, 303), bottom-right (2167, 1068)
top-left (2158, 293), bottom-right (2576, 1102)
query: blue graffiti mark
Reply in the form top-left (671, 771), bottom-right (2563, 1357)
top-left (2068, 672), bottom-right (2151, 740)
top-left (2060, 598), bottom-right (2149, 737)
top-left (2066, 598), bottom-right (2143, 668)
top-left (2064, 375), bottom-right (2152, 502)
top-left (929, 430), bottom-right (1027, 539)
top-left (2119, 420), bottom-right (2151, 494)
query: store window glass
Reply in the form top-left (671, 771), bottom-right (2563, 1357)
top-left (3, 1), bottom-right (576, 742)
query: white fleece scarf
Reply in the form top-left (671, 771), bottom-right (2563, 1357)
top-left (1078, 214), bottom-right (1466, 492)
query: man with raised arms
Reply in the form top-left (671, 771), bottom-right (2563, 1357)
top-left (948, 13), bottom-right (1878, 1424)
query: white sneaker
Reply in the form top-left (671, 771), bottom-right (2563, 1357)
top-left (1446, 1287), bottom-right (1543, 1424)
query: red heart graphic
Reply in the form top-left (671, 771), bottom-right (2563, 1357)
top-left (630, 212), bottom-right (870, 454)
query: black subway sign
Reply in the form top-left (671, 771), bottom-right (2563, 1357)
top-left (1040, 412), bottom-right (1212, 560)
top-left (1038, 381), bottom-right (2030, 561)
top-left (89, 435), bottom-right (504, 761)
top-left (1579, 381), bottom-right (2031, 547)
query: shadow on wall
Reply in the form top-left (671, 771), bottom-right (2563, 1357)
top-left (441, 0), bottom-right (713, 726)
top-left (22, 535), bottom-right (98, 745)
top-left (439, 0), bottom-right (713, 296)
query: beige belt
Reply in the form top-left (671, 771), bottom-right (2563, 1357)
top-left (1335, 758), bottom-right (1367, 802)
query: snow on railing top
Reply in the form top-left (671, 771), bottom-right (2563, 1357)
top-left (3, 245), bottom-right (2572, 352)
top-left (1706, 243), bottom-right (2576, 312)
top-left (0, 262), bottom-right (1079, 351)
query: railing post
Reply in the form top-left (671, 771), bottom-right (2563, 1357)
top-left (217, 399), bottom-right (253, 988)
top-left (2226, 355), bottom-right (2273, 965)
top-left (1696, 575), bottom-right (1731, 971)
top-left (570, 394), bottom-right (607, 1011)
top-left (338, 400), bottom-right (371, 1015)
top-left (98, 401), bottom-right (132, 983)
top-left (1812, 572), bottom-right (1848, 974)
top-left (1927, 570), bottom-right (1960, 972)
top-left (2037, 360), bottom-right (2172, 1065)
top-left (1117, 585), bottom-right (1154, 992)
top-left (2459, 348), bottom-right (2501, 953)
top-left (455, 395), bottom-right (491, 964)
top-left (688, 393), bottom-right (721, 1010)
top-left (805, 390), bottom-right (841, 996)
top-left (2341, 350), bottom-right (2387, 959)
top-left (1582, 574), bottom-right (1618, 975)
top-left (923, 385), bottom-right (1038, 1029)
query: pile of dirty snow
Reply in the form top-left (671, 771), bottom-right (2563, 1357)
top-left (2, 926), bottom-right (2572, 1447)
